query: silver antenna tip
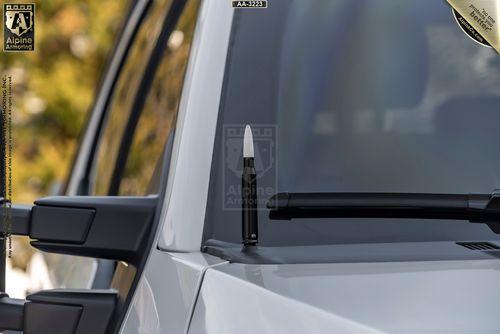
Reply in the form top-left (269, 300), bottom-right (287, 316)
top-left (243, 125), bottom-right (254, 158)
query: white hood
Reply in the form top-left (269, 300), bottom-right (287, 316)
top-left (189, 258), bottom-right (500, 334)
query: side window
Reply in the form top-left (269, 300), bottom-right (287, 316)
top-left (4, 1), bottom-right (132, 298)
top-left (117, 0), bottom-right (201, 195)
top-left (90, 0), bottom-right (174, 195)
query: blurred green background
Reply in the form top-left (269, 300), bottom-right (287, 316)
top-left (1, 0), bottom-right (128, 203)
top-left (0, 0), bottom-right (129, 288)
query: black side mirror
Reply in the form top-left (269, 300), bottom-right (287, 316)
top-left (0, 195), bottom-right (158, 333)
top-left (1, 195), bottom-right (157, 263)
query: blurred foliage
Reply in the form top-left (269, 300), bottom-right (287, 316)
top-left (1, 0), bottom-right (129, 203)
top-left (119, 0), bottom-right (200, 195)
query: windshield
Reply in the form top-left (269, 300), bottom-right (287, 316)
top-left (204, 0), bottom-right (500, 246)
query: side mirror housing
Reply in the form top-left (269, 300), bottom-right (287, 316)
top-left (0, 195), bottom-right (157, 263)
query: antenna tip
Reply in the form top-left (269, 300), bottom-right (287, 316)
top-left (243, 125), bottom-right (254, 158)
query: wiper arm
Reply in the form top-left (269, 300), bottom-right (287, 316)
top-left (267, 192), bottom-right (500, 233)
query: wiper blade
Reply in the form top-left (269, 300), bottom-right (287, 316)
top-left (267, 192), bottom-right (500, 233)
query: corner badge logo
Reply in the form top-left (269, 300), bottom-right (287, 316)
top-left (3, 4), bottom-right (35, 51)
top-left (447, 0), bottom-right (499, 52)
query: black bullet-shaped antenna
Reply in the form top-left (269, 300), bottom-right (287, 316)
top-left (242, 125), bottom-right (258, 246)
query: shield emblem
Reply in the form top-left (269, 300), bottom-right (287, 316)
top-left (222, 125), bottom-right (278, 210)
top-left (5, 8), bottom-right (33, 37)
top-left (224, 125), bottom-right (276, 178)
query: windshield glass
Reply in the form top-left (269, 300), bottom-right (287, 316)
top-left (204, 0), bottom-right (500, 246)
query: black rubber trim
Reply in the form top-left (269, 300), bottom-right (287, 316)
top-left (203, 239), bottom-right (500, 264)
top-left (61, 0), bottom-right (139, 195)
top-left (108, 0), bottom-right (188, 195)
top-left (73, 0), bottom-right (154, 196)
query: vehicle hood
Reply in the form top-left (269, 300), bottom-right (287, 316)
top-left (189, 258), bottom-right (500, 334)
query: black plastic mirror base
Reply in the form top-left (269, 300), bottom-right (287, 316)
top-left (24, 302), bottom-right (82, 334)
top-left (0, 296), bottom-right (24, 331)
top-left (0, 289), bottom-right (117, 334)
top-left (27, 289), bottom-right (117, 334)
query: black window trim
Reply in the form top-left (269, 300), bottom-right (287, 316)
top-left (108, 0), bottom-right (189, 196)
top-left (62, 0), bottom-right (144, 196)
top-left (71, 0), bottom-right (154, 196)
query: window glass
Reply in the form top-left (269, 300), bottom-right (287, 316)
top-left (3, 0), bottom-right (130, 298)
top-left (205, 0), bottom-right (500, 246)
top-left (117, 0), bottom-right (201, 195)
top-left (91, 0), bottom-right (174, 195)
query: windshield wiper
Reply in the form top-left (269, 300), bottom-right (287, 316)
top-left (267, 192), bottom-right (500, 233)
